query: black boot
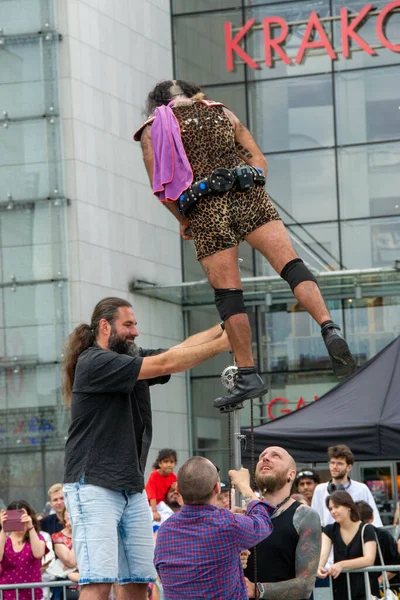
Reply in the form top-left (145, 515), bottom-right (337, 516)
top-left (213, 368), bottom-right (268, 412)
top-left (321, 322), bottom-right (357, 379)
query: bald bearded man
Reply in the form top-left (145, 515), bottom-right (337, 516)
top-left (244, 447), bottom-right (321, 600)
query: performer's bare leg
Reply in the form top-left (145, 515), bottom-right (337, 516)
top-left (201, 246), bottom-right (268, 408)
top-left (200, 246), bottom-right (254, 367)
top-left (245, 220), bottom-right (331, 324)
top-left (246, 220), bottom-right (356, 378)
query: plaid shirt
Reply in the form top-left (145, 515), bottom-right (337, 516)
top-left (154, 500), bottom-right (274, 600)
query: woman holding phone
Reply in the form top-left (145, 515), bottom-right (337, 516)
top-left (0, 500), bottom-right (47, 600)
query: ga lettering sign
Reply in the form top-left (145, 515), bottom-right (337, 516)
top-left (225, 0), bottom-right (400, 70)
top-left (267, 395), bottom-right (319, 420)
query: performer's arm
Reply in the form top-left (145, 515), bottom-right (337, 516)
top-left (247, 505), bottom-right (321, 600)
top-left (223, 108), bottom-right (268, 177)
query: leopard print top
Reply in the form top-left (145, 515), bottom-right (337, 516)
top-left (172, 102), bottom-right (247, 180)
top-left (134, 99), bottom-right (281, 260)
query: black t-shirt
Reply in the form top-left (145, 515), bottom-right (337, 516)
top-left (40, 513), bottom-right (63, 535)
top-left (375, 527), bottom-right (399, 566)
top-left (64, 344), bottom-right (170, 493)
top-left (375, 526), bottom-right (400, 585)
top-left (324, 522), bottom-right (379, 600)
top-left (245, 501), bottom-right (309, 600)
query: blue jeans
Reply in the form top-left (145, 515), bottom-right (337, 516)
top-left (64, 479), bottom-right (156, 585)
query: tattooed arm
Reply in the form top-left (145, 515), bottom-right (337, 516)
top-left (254, 505), bottom-right (321, 600)
top-left (223, 108), bottom-right (267, 177)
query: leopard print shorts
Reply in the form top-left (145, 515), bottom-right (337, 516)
top-left (187, 186), bottom-right (281, 261)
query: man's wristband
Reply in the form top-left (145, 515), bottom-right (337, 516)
top-left (256, 582), bottom-right (265, 598)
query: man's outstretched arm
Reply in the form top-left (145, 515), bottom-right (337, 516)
top-left (175, 324), bottom-right (224, 348)
top-left (138, 332), bottom-right (230, 380)
top-left (247, 505), bottom-right (321, 600)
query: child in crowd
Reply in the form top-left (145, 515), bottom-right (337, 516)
top-left (145, 449), bottom-right (177, 522)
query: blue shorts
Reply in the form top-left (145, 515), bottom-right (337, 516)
top-left (64, 479), bottom-right (156, 585)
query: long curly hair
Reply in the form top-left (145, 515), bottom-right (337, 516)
top-left (7, 500), bottom-right (40, 542)
top-left (62, 297), bottom-right (132, 407)
top-left (145, 80), bottom-right (205, 116)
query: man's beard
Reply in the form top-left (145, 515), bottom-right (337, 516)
top-left (108, 326), bottom-right (139, 356)
top-left (255, 470), bottom-right (288, 495)
top-left (331, 467), bottom-right (348, 481)
top-left (166, 499), bottom-right (181, 510)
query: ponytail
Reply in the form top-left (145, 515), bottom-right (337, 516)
top-left (62, 297), bottom-right (132, 407)
top-left (62, 324), bottom-right (94, 407)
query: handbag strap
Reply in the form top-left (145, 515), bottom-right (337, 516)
top-left (361, 523), bottom-right (373, 597)
top-left (374, 530), bottom-right (391, 591)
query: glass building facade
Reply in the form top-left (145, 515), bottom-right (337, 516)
top-left (0, 0), bottom-right (69, 508)
top-left (170, 0), bottom-right (400, 472)
top-left (0, 0), bottom-right (399, 508)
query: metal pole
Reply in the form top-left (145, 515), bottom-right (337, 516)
top-left (183, 310), bottom-right (193, 455)
top-left (232, 408), bottom-right (243, 507)
top-left (346, 572), bottom-right (352, 600)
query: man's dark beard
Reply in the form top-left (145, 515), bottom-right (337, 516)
top-left (331, 467), bottom-right (348, 481)
top-left (255, 470), bottom-right (288, 495)
top-left (108, 326), bottom-right (139, 356)
top-left (166, 499), bottom-right (181, 511)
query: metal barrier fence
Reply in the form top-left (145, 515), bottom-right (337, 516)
top-left (314, 565), bottom-right (400, 600)
top-left (0, 570), bottom-right (398, 600)
top-left (0, 580), bottom-right (165, 600)
top-left (0, 581), bottom-right (78, 600)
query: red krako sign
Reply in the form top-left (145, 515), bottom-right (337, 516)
top-left (267, 395), bottom-right (319, 420)
top-left (225, 1), bottom-right (400, 70)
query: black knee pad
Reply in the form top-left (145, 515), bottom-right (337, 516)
top-left (214, 288), bottom-right (246, 321)
top-left (280, 258), bottom-right (318, 292)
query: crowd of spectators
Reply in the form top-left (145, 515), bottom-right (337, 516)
top-left (1, 445), bottom-right (400, 600)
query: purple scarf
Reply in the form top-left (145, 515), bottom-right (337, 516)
top-left (151, 104), bottom-right (193, 201)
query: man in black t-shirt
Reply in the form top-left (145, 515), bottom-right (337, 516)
top-left (244, 446), bottom-right (321, 600)
top-left (62, 296), bottom-right (230, 600)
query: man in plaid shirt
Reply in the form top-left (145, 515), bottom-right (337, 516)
top-left (154, 456), bottom-right (274, 600)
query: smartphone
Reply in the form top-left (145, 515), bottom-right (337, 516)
top-left (3, 509), bottom-right (24, 532)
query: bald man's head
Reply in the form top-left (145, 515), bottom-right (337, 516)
top-left (178, 457), bottom-right (219, 505)
top-left (255, 446), bottom-right (297, 494)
